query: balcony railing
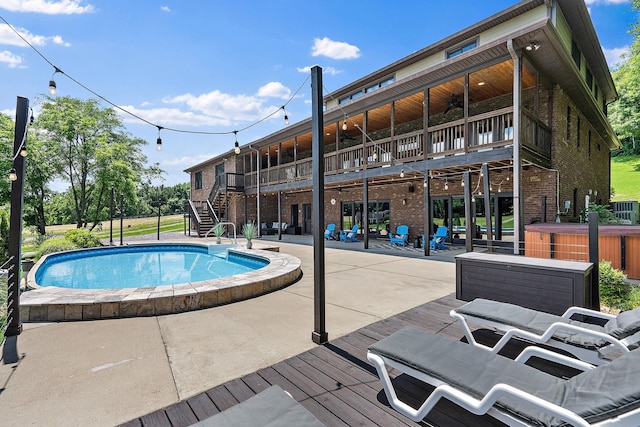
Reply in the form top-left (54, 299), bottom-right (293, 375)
top-left (242, 107), bottom-right (550, 188)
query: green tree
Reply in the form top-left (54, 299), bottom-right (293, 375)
top-left (0, 113), bottom-right (15, 206)
top-left (23, 126), bottom-right (57, 234)
top-left (37, 97), bottom-right (151, 229)
top-left (609, 0), bottom-right (640, 155)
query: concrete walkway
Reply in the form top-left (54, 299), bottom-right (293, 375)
top-left (0, 237), bottom-right (457, 426)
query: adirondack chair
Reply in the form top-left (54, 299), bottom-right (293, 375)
top-left (324, 223), bottom-right (337, 240)
top-left (430, 226), bottom-right (449, 250)
top-left (339, 224), bottom-right (359, 242)
top-left (389, 225), bottom-right (409, 246)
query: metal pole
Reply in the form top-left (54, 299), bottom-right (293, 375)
top-left (508, 39), bottom-right (522, 255)
top-left (109, 187), bottom-right (114, 245)
top-left (157, 185), bottom-right (162, 240)
top-left (588, 211), bottom-right (600, 310)
top-left (423, 174), bottom-right (431, 256)
top-left (5, 96), bottom-right (29, 337)
top-left (311, 66), bottom-right (328, 345)
top-left (119, 194), bottom-right (124, 245)
top-left (277, 190), bottom-right (282, 241)
top-left (482, 163), bottom-right (494, 252)
top-left (363, 178), bottom-right (369, 249)
top-left (464, 172), bottom-right (473, 252)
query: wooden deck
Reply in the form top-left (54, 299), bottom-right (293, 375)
top-left (119, 294), bottom-right (568, 426)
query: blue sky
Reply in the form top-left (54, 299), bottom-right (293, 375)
top-left (0, 0), bottom-right (637, 188)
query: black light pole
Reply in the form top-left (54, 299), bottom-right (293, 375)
top-left (109, 187), bottom-right (114, 246)
top-left (157, 185), bottom-right (163, 240)
top-left (119, 194), bottom-right (124, 245)
top-left (6, 96), bottom-right (29, 337)
top-left (311, 66), bottom-right (328, 345)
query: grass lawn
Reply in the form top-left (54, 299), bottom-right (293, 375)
top-left (611, 156), bottom-right (640, 202)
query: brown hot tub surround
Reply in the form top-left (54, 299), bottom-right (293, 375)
top-left (525, 223), bottom-right (640, 279)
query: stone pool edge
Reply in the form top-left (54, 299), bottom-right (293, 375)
top-left (20, 244), bottom-right (302, 322)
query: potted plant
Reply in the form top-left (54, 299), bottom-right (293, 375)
top-left (212, 223), bottom-right (225, 244)
top-left (242, 222), bottom-right (258, 249)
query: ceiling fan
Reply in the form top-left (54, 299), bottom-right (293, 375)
top-left (339, 132), bottom-right (357, 142)
top-left (443, 93), bottom-right (464, 114)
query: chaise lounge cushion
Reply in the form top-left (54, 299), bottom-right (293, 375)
top-left (369, 326), bottom-right (640, 426)
top-left (191, 385), bottom-right (323, 426)
top-left (604, 306), bottom-right (640, 340)
top-left (455, 298), bottom-right (608, 349)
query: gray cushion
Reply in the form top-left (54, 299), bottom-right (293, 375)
top-left (604, 306), bottom-right (640, 340)
top-left (369, 326), bottom-right (640, 426)
top-left (191, 385), bottom-right (324, 427)
top-left (456, 299), bottom-right (607, 349)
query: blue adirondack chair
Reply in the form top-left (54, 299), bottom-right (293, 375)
top-left (389, 225), bottom-right (409, 246)
top-left (430, 226), bottom-right (450, 250)
top-left (324, 223), bottom-right (337, 240)
top-left (339, 224), bottom-right (359, 242)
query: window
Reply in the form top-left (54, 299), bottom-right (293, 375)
top-left (446, 39), bottom-right (478, 59)
top-left (576, 116), bottom-right (581, 148)
top-left (566, 106), bottom-right (571, 140)
top-left (215, 163), bottom-right (225, 178)
top-left (340, 76), bottom-right (396, 103)
top-left (571, 39), bottom-right (581, 69)
top-left (195, 171), bottom-right (202, 190)
top-left (586, 68), bottom-right (593, 91)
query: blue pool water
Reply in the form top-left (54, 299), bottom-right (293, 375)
top-left (34, 244), bottom-right (268, 290)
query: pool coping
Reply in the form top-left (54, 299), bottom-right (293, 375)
top-left (21, 243), bottom-right (302, 322)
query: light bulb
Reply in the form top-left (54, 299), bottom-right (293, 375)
top-left (48, 80), bottom-right (57, 95)
top-left (156, 137), bottom-right (162, 151)
top-left (342, 120), bottom-right (347, 131)
top-left (444, 181), bottom-right (449, 190)
top-left (234, 141), bottom-right (241, 155)
top-left (372, 152), bottom-right (378, 161)
top-left (284, 114), bottom-right (289, 125)
top-left (423, 180), bottom-right (427, 188)
top-left (20, 147), bottom-right (27, 157)
top-left (400, 169), bottom-right (405, 178)
top-left (9, 168), bottom-right (17, 181)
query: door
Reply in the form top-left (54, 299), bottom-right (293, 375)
top-left (303, 204), bottom-right (312, 234)
top-left (290, 203), bottom-right (299, 227)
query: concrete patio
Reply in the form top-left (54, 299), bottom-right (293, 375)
top-left (0, 237), bottom-right (457, 426)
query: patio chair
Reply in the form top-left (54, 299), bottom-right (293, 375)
top-left (339, 224), bottom-right (359, 242)
top-left (368, 325), bottom-right (640, 426)
top-left (429, 226), bottom-right (449, 250)
top-left (389, 225), bottom-right (409, 246)
top-left (450, 298), bottom-right (640, 365)
top-left (191, 385), bottom-right (324, 426)
top-left (324, 223), bottom-right (337, 240)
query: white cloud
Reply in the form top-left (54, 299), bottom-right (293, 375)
top-left (603, 45), bottom-right (630, 67)
top-left (297, 65), bottom-right (340, 75)
top-left (160, 5), bottom-right (171, 12)
top-left (0, 24), bottom-right (69, 48)
top-left (0, 0), bottom-right (95, 14)
top-left (311, 37), bottom-right (360, 60)
top-left (162, 89), bottom-right (283, 122)
top-left (116, 104), bottom-right (232, 127)
top-left (256, 81), bottom-right (291, 99)
top-left (162, 154), bottom-right (216, 167)
top-left (0, 109), bottom-right (15, 117)
top-left (0, 50), bottom-right (23, 67)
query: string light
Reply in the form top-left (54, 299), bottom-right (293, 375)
top-left (423, 178), bottom-right (428, 188)
top-left (156, 126), bottom-right (163, 151)
top-left (8, 168), bottom-right (17, 181)
top-left (400, 169), bottom-right (405, 178)
top-left (444, 179), bottom-right (448, 190)
top-left (234, 130), bottom-right (240, 154)
top-left (342, 115), bottom-right (348, 131)
top-left (0, 13), bottom-right (310, 152)
top-left (282, 106), bottom-right (289, 126)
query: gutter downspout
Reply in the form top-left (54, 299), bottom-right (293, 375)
top-left (507, 39), bottom-right (522, 255)
top-left (249, 144), bottom-right (261, 237)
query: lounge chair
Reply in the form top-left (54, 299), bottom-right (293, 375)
top-left (430, 226), bottom-right (449, 250)
top-left (368, 326), bottom-right (640, 426)
top-left (339, 224), bottom-right (359, 242)
top-left (323, 223), bottom-right (337, 240)
top-left (389, 225), bottom-right (409, 246)
top-left (191, 385), bottom-right (324, 426)
top-left (450, 298), bottom-right (640, 365)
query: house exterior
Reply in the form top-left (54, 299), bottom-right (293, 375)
top-left (184, 0), bottom-right (618, 253)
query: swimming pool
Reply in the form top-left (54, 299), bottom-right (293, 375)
top-left (34, 244), bottom-right (268, 290)
top-left (23, 242), bottom-right (302, 322)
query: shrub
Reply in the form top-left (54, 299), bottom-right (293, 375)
top-left (33, 231), bottom-right (55, 247)
top-left (35, 238), bottom-right (79, 259)
top-left (64, 228), bottom-right (101, 248)
top-left (599, 260), bottom-right (632, 311)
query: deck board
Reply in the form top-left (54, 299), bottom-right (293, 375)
top-left (122, 293), bottom-right (574, 426)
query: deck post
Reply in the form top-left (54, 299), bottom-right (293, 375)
top-left (423, 173), bottom-right (431, 256)
top-left (363, 178), bottom-right (369, 249)
top-left (464, 172), bottom-right (473, 252)
top-left (5, 96), bottom-right (29, 337)
top-left (482, 163), bottom-right (493, 252)
top-left (588, 211), bottom-right (600, 310)
top-left (311, 66), bottom-right (328, 344)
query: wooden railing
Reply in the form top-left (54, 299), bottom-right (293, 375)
top-left (242, 108), bottom-right (550, 187)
